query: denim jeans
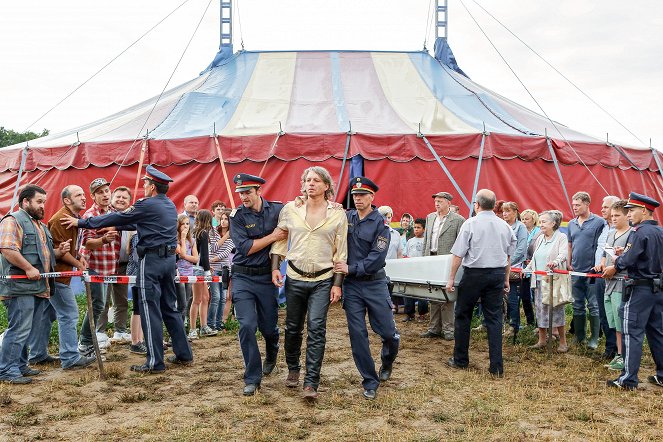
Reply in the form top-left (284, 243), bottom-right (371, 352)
top-left (27, 296), bottom-right (56, 363)
top-left (79, 269), bottom-right (108, 346)
top-left (207, 270), bottom-right (225, 329)
top-left (284, 277), bottom-right (332, 390)
top-left (48, 282), bottom-right (83, 368)
top-left (571, 276), bottom-right (599, 317)
top-left (176, 283), bottom-right (192, 323)
top-left (0, 296), bottom-right (36, 379)
top-left (507, 277), bottom-right (535, 330)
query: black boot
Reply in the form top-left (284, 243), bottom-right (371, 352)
top-left (573, 315), bottom-right (586, 345)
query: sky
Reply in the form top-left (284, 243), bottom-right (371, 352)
top-left (1, 0), bottom-right (662, 149)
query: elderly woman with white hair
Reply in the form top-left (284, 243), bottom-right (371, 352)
top-left (525, 210), bottom-right (569, 352)
top-left (377, 205), bottom-right (403, 260)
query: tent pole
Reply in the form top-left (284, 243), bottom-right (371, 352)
top-left (470, 126), bottom-right (488, 216)
top-left (132, 138), bottom-right (148, 204)
top-left (650, 141), bottom-right (663, 180)
top-left (212, 134), bottom-right (236, 209)
top-left (258, 123), bottom-right (285, 177)
top-left (9, 145), bottom-right (29, 214)
top-left (418, 130), bottom-right (472, 212)
top-left (334, 122), bottom-right (353, 201)
top-left (545, 134), bottom-right (573, 215)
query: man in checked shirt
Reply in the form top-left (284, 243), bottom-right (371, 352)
top-left (271, 166), bottom-right (348, 400)
top-left (77, 178), bottom-right (121, 358)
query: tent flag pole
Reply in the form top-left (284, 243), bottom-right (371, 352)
top-left (418, 126), bottom-right (472, 212)
top-left (9, 145), bottom-right (29, 214)
top-left (334, 121), bottom-right (354, 201)
top-left (258, 122), bottom-right (285, 177)
top-left (545, 132), bottom-right (573, 215)
top-left (132, 138), bottom-right (148, 204)
top-left (470, 124), bottom-right (488, 215)
top-left (212, 128), bottom-right (235, 209)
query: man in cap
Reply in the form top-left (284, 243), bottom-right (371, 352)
top-left (62, 165), bottom-right (192, 373)
top-left (229, 173), bottom-right (287, 396)
top-left (334, 176), bottom-right (400, 400)
top-left (77, 177), bottom-right (120, 358)
top-left (603, 192), bottom-right (663, 390)
top-left (421, 191), bottom-right (465, 340)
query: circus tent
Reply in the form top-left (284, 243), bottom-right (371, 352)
top-left (1, 47), bottom-right (662, 217)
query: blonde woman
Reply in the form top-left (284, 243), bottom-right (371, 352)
top-left (525, 210), bottom-right (569, 352)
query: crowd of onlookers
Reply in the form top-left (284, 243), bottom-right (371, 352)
top-left (0, 180), bottom-right (658, 389)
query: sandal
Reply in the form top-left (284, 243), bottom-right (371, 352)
top-left (529, 342), bottom-right (547, 349)
top-left (557, 345), bottom-right (569, 353)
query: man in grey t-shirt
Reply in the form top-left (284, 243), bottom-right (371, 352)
top-left (445, 189), bottom-right (516, 377)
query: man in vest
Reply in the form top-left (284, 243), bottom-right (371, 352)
top-left (0, 184), bottom-right (71, 384)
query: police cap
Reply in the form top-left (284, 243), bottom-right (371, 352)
top-left (142, 165), bottom-right (173, 184)
top-left (234, 173), bottom-right (265, 192)
top-left (623, 192), bottom-right (660, 211)
top-left (350, 176), bottom-right (379, 194)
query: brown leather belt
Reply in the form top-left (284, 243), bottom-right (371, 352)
top-left (288, 261), bottom-right (333, 279)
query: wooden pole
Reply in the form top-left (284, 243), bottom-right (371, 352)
top-left (131, 139), bottom-right (148, 204)
top-left (212, 135), bottom-right (235, 209)
top-left (547, 273), bottom-right (554, 356)
top-left (84, 281), bottom-right (105, 379)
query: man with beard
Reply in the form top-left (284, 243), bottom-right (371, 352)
top-left (27, 185), bottom-right (96, 370)
top-left (271, 166), bottom-right (347, 400)
top-left (0, 185), bottom-right (71, 384)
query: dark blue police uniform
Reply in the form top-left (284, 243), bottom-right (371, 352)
top-left (229, 174), bottom-right (283, 393)
top-left (342, 177), bottom-right (400, 397)
top-left (608, 193), bottom-right (663, 389)
top-left (77, 165), bottom-right (192, 372)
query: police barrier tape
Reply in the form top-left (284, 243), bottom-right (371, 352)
top-left (0, 271), bottom-right (220, 284)
top-left (1, 269), bottom-right (621, 282)
top-left (0, 271), bottom-right (84, 279)
top-left (510, 267), bottom-right (627, 280)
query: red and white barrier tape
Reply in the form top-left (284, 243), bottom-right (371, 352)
top-left (85, 275), bottom-right (137, 284)
top-left (0, 271), bottom-right (84, 280)
top-left (175, 276), bottom-right (220, 283)
top-left (511, 267), bottom-right (625, 280)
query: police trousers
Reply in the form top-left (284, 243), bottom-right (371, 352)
top-left (136, 253), bottom-right (192, 370)
top-left (232, 272), bottom-right (280, 385)
top-left (618, 285), bottom-right (663, 387)
top-left (343, 278), bottom-right (400, 390)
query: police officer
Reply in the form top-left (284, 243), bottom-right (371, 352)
top-left (334, 177), bottom-right (400, 400)
top-left (603, 192), bottom-right (663, 390)
top-left (62, 165), bottom-right (192, 373)
top-left (229, 173), bottom-right (287, 396)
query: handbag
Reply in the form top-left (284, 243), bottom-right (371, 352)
top-left (541, 273), bottom-right (573, 307)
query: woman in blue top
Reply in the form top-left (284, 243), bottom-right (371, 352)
top-left (502, 202), bottom-right (531, 336)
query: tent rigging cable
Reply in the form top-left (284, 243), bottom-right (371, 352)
top-left (458, 0), bottom-right (609, 195)
top-left (109, 0), bottom-right (214, 185)
top-left (471, 0), bottom-right (648, 148)
top-left (422, 0), bottom-right (435, 50)
top-left (23, 0), bottom-right (194, 133)
top-left (235, 0), bottom-right (245, 50)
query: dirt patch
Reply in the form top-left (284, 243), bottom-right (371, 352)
top-left (0, 305), bottom-right (661, 441)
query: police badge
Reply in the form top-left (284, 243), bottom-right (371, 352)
top-left (376, 235), bottom-right (388, 251)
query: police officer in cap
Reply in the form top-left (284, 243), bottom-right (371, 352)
top-left (603, 192), bottom-right (663, 390)
top-left (229, 173), bottom-right (287, 396)
top-left (334, 176), bottom-right (400, 400)
top-left (62, 165), bottom-right (193, 373)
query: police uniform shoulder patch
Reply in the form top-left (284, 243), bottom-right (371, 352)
top-left (623, 243), bottom-right (632, 253)
top-left (376, 235), bottom-right (388, 251)
top-left (229, 208), bottom-right (237, 218)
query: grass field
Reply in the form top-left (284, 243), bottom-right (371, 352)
top-left (0, 301), bottom-right (661, 441)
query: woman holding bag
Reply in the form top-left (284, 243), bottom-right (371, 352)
top-left (526, 210), bottom-right (569, 352)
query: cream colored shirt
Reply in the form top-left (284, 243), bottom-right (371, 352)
top-left (430, 210), bottom-right (449, 252)
top-left (271, 200), bottom-right (348, 281)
